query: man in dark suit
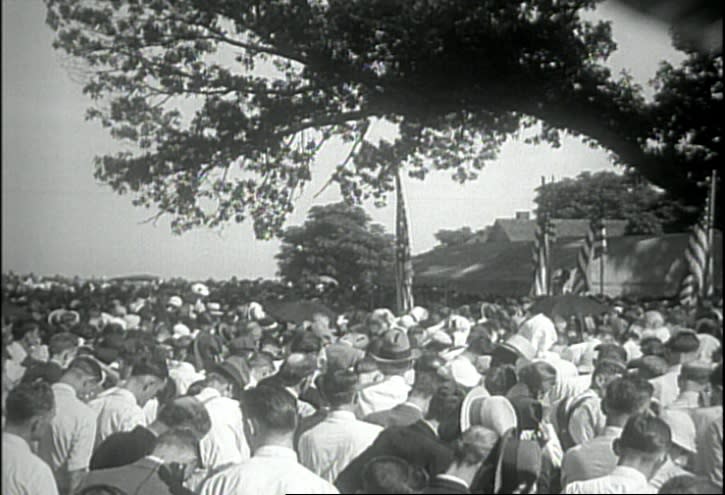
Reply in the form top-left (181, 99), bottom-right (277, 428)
top-left (364, 354), bottom-right (449, 428)
top-left (336, 382), bottom-right (464, 493)
top-left (78, 428), bottom-right (199, 495)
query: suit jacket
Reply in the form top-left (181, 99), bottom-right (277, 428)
top-left (423, 475), bottom-right (470, 494)
top-left (90, 425), bottom-right (157, 470)
top-left (79, 456), bottom-right (174, 495)
top-left (364, 401), bottom-right (423, 428)
top-left (335, 420), bottom-right (453, 494)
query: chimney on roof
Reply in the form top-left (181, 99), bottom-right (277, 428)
top-left (515, 211), bottom-right (530, 220)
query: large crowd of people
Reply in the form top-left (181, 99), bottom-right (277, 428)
top-left (1, 274), bottom-right (722, 494)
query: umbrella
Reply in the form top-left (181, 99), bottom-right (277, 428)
top-left (528, 294), bottom-right (610, 319)
top-left (266, 300), bottom-right (337, 324)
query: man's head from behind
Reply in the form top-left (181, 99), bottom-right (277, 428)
top-left (126, 355), bottom-right (169, 406)
top-left (48, 332), bottom-right (80, 368)
top-left (241, 385), bottom-right (298, 451)
top-left (156, 396), bottom-right (211, 440)
top-left (602, 376), bottom-right (654, 424)
top-left (4, 380), bottom-right (55, 442)
top-left (592, 359), bottom-right (626, 396)
top-left (62, 356), bottom-right (104, 400)
top-left (152, 428), bottom-right (200, 482)
top-left (320, 368), bottom-right (359, 409)
top-left (360, 456), bottom-right (427, 494)
top-left (613, 413), bottom-right (671, 480)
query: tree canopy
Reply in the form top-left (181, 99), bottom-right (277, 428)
top-left (45, 0), bottom-right (721, 237)
top-left (434, 227), bottom-right (476, 247)
top-left (533, 171), bottom-right (692, 234)
top-left (275, 202), bottom-right (394, 302)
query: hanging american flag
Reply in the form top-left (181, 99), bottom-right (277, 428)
top-left (678, 191), bottom-right (714, 307)
top-left (530, 216), bottom-right (552, 297)
top-left (395, 170), bottom-right (414, 314)
top-left (571, 219), bottom-right (608, 294)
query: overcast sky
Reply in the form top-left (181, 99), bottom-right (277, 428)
top-left (1, 0), bottom-right (685, 280)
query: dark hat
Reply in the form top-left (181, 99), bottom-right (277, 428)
top-left (414, 353), bottom-right (448, 374)
top-left (495, 430), bottom-right (543, 493)
top-left (170, 335), bottom-right (193, 350)
top-left (210, 356), bottom-right (250, 390)
top-left (355, 355), bottom-right (379, 374)
top-left (628, 355), bottom-right (669, 379)
top-left (681, 361), bottom-right (714, 382)
top-left (229, 335), bottom-right (257, 355)
top-left (339, 332), bottom-right (370, 350)
top-left (370, 329), bottom-right (421, 363)
top-left (665, 330), bottom-right (700, 353)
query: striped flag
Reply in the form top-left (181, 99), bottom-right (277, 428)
top-left (679, 195), bottom-right (714, 307)
top-left (395, 170), bottom-right (414, 314)
top-left (572, 220), bottom-right (608, 294)
top-left (531, 216), bottom-right (552, 296)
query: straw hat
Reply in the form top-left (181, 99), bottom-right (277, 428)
top-left (370, 329), bottom-right (421, 363)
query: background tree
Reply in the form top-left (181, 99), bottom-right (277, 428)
top-left (45, 0), bottom-right (720, 237)
top-left (533, 171), bottom-right (690, 234)
top-left (275, 202), bottom-right (394, 304)
top-left (434, 227), bottom-right (475, 247)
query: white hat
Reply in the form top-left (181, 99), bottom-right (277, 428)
top-left (173, 323), bottom-right (191, 339)
top-left (191, 283), bottom-right (210, 297)
top-left (247, 302), bottom-right (266, 321)
top-left (397, 315), bottom-right (417, 329)
top-left (206, 302), bottom-right (223, 315)
top-left (410, 306), bottom-right (429, 323)
top-left (168, 296), bottom-right (183, 308)
top-left (447, 358), bottom-right (482, 388)
top-left (123, 314), bottom-right (141, 330)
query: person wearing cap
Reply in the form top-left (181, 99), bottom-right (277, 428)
top-left (356, 329), bottom-right (420, 417)
top-left (90, 396), bottom-right (211, 471)
top-left (298, 369), bottom-right (383, 483)
top-left (554, 358), bottom-right (627, 451)
top-left (336, 383), bottom-right (461, 494)
top-left (199, 386), bottom-right (338, 495)
top-left (89, 354), bottom-right (169, 449)
top-left (561, 376), bottom-right (655, 486)
top-left (36, 357), bottom-right (103, 495)
top-left (651, 330), bottom-right (701, 409)
top-left (563, 413), bottom-right (671, 494)
top-left (193, 357), bottom-right (250, 475)
top-left (423, 426), bottom-right (499, 494)
top-left (648, 409), bottom-right (697, 491)
top-left (365, 354), bottom-right (451, 429)
top-left (667, 361), bottom-right (714, 410)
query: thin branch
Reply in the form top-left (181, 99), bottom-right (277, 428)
top-left (313, 120), bottom-right (370, 199)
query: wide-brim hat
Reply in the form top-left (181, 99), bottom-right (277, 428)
top-left (191, 283), bottom-right (210, 297)
top-left (167, 296), bottom-right (183, 308)
top-left (370, 328), bottom-right (422, 363)
top-left (206, 302), bottom-right (223, 316)
top-left (495, 334), bottom-right (536, 362)
top-left (460, 385), bottom-right (489, 432)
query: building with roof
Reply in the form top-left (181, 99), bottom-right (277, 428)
top-left (486, 213), bottom-right (628, 243)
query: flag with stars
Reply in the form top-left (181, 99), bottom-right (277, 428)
top-left (679, 193), bottom-right (714, 308)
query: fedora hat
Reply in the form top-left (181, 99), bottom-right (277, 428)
top-left (210, 356), bottom-right (250, 390)
top-left (460, 385), bottom-right (489, 432)
top-left (371, 328), bottom-right (421, 363)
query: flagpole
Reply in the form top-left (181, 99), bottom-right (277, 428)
top-left (599, 220), bottom-right (605, 296)
top-left (706, 169), bottom-right (717, 298)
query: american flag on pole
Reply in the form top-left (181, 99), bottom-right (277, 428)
top-left (572, 220), bottom-right (608, 294)
top-left (531, 216), bottom-right (552, 297)
top-left (678, 194), bottom-right (714, 308)
top-left (395, 170), bottom-right (414, 314)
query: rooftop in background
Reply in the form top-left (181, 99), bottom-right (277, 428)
top-left (488, 218), bottom-right (629, 243)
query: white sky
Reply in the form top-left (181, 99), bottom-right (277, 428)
top-left (1, 0), bottom-right (685, 280)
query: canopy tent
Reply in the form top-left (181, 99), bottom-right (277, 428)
top-left (412, 232), bottom-right (722, 298)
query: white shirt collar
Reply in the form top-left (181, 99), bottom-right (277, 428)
top-left (403, 401), bottom-right (424, 413)
top-left (254, 445), bottom-right (298, 460)
top-left (420, 419), bottom-right (438, 437)
top-left (436, 474), bottom-right (469, 489)
top-left (145, 455), bottom-right (165, 465)
top-left (610, 465), bottom-right (649, 485)
top-left (52, 382), bottom-right (77, 396)
top-left (602, 426), bottom-right (624, 437)
top-left (327, 410), bottom-right (357, 421)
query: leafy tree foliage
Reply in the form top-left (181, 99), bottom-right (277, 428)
top-left (44, 0), bottom-right (720, 236)
top-left (533, 171), bottom-right (690, 234)
top-left (275, 202), bottom-right (394, 301)
top-left (434, 227), bottom-right (475, 247)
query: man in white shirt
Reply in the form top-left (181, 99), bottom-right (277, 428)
top-left (38, 357), bottom-right (103, 495)
top-left (563, 413), bottom-right (671, 494)
top-left (299, 368), bottom-right (382, 482)
top-left (561, 375), bottom-right (654, 486)
top-left (192, 357), bottom-right (251, 484)
top-left (650, 331), bottom-right (700, 408)
top-left (200, 385), bottom-right (338, 495)
top-left (357, 329), bottom-right (419, 417)
top-left (2, 381), bottom-right (59, 495)
top-left (90, 354), bottom-right (168, 448)
top-left (668, 361), bottom-right (712, 410)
